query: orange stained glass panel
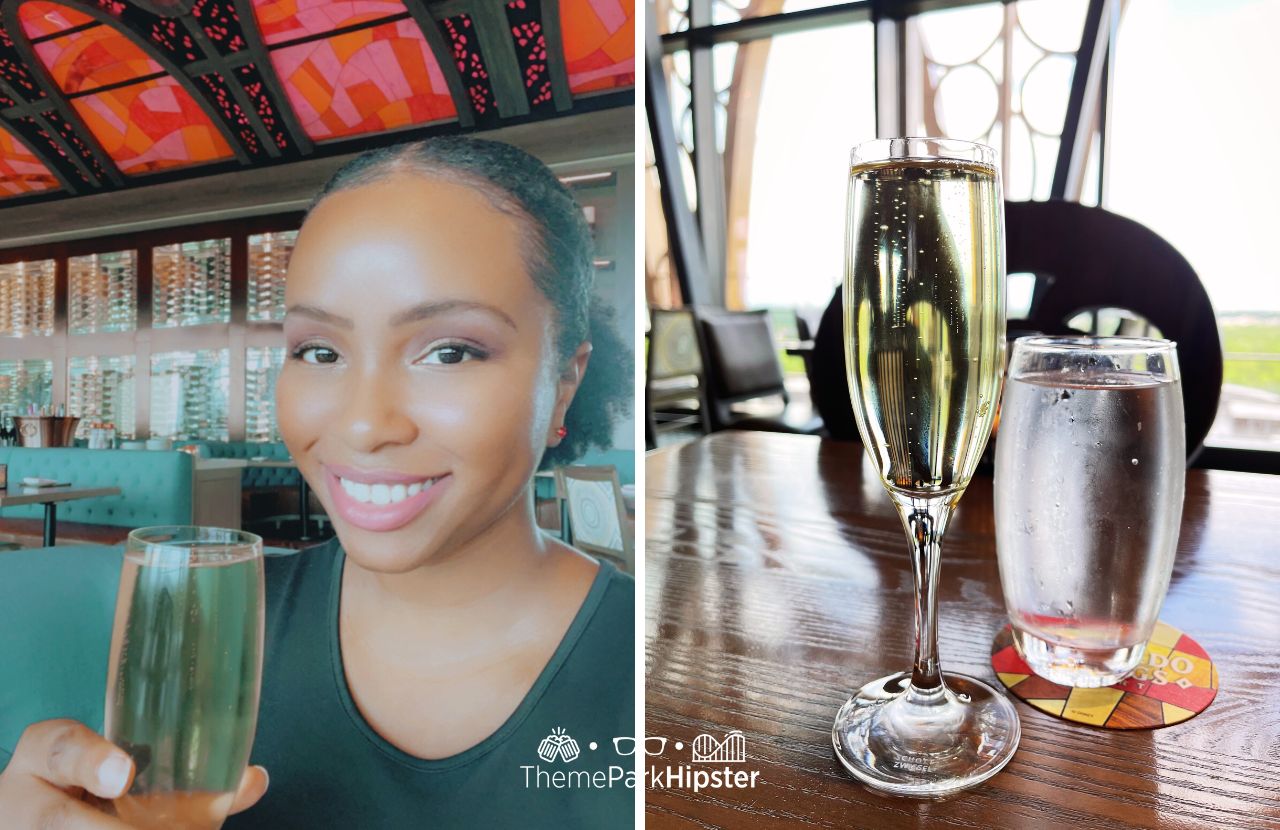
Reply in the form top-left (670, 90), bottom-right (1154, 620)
top-left (70, 76), bottom-right (234, 174)
top-left (270, 18), bottom-right (456, 141)
top-left (0, 127), bottom-right (60, 197)
top-left (30, 22), bottom-right (164, 94)
top-left (17, 1), bottom-right (95, 40)
top-left (560, 0), bottom-right (635, 93)
top-left (251, 0), bottom-right (409, 45)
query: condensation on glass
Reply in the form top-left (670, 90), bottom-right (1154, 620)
top-left (0, 359), bottom-right (53, 418)
top-left (152, 239), bottom-right (232, 328)
top-left (150, 349), bottom-right (230, 441)
top-left (69, 250), bottom-right (138, 334)
top-left (244, 346), bottom-right (285, 442)
top-left (0, 259), bottom-right (56, 337)
top-left (247, 231), bottom-right (296, 323)
top-left (67, 355), bottom-right (137, 438)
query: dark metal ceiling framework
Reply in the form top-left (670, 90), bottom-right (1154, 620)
top-left (0, 0), bottom-right (632, 207)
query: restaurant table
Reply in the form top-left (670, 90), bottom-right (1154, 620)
top-left (0, 485), bottom-right (122, 547)
top-left (645, 431), bottom-right (1280, 830)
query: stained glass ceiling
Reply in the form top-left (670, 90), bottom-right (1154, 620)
top-left (0, 0), bottom-right (634, 203)
top-left (0, 126), bottom-right (59, 196)
top-left (20, 3), bottom-right (235, 173)
top-left (561, 0), bottom-right (634, 94)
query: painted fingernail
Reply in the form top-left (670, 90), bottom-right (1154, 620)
top-left (97, 754), bottom-right (131, 796)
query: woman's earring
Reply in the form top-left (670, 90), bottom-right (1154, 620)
top-left (556, 426), bottom-right (568, 439)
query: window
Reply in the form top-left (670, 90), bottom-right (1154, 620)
top-left (67, 355), bottom-right (136, 438)
top-left (1106, 0), bottom-right (1280, 449)
top-left (0, 359), bottom-right (52, 417)
top-left (721, 22), bottom-right (875, 313)
top-left (68, 250), bottom-right (137, 334)
top-left (150, 348), bottom-right (230, 441)
top-left (245, 346), bottom-right (285, 442)
top-left (0, 259), bottom-right (55, 337)
top-left (905, 0), bottom-right (1089, 201)
top-left (247, 231), bottom-right (296, 323)
top-left (152, 238), bottom-right (232, 328)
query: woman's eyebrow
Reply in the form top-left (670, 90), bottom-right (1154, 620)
top-left (284, 301), bottom-right (517, 330)
top-left (284, 304), bottom-right (350, 327)
top-left (392, 300), bottom-right (518, 330)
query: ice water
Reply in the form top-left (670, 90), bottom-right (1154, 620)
top-left (105, 543), bottom-right (264, 830)
top-left (994, 369), bottom-right (1185, 687)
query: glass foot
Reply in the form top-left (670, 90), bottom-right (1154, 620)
top-left (831, 671), bottom-right (1020, 798)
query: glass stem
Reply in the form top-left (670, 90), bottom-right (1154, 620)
top-left (890, 491), bottom-right (958, 698)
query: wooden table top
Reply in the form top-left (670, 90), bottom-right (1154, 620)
top-left (644, 431), bottom-right (1280, 830)
top-left (0, 485), bottom-right (121, 507)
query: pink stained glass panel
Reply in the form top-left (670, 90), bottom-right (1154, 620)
top-left (0, 126), bottom-right (60, 197)
top-left (251, 0), bottom-right (408, 45)
top-left (32, 23), bottom-right (164, 94)
top-left (70, 75), bottom-right (234, 174)
top-left (270, 18), bottom-right (457, 141)
top-left (17, 1), bottom-right (95, 40)
top-left (560, 0), bottom-right (635, 93)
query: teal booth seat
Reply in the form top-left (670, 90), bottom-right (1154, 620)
top-left (180, 441), bottom-right (298, 489)
top-left (0, 447), bottom-right (193, 527)
top-left (0, 545), bottom-right (122, 769)
top-left (0, 543), bottom-right (296, 770)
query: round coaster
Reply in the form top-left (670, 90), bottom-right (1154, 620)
top-left (990, 621), bottom-right (1218, 729)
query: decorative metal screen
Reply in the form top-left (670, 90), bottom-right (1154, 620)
top-left (0, 259), bottom-right (56, 337)
top-left (908, 0), bottom-right (1089, 200)
top-left (0, 359), bottom-right (53, 418)
top-left (69, 250), bottom-right (138, 334)
top-left (150, 348), bottom-right (230, 440)
top-left (247, 231), bottom-right (296, 322)
top-left (244, 346), bottom-right (285, 442)
top-left (152, 239), bottom-right (232, 328)
top-left (67, 355), bottom-right (137, 439)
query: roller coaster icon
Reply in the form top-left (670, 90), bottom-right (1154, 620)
top-left (691, 730), bottom-right (746, 763)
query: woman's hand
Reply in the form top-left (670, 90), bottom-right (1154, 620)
top-left (0, 720), bottom-right (269, 828)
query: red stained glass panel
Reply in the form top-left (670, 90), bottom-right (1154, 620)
top-left (559, 0), bottom-right (634, 93)
top-left (251, 0), bottom-right (408, 45)
top-left (0, 127), bottom-right (60, 197)
top-left (17, 1), bottom-right (95, 40)
top-left (30, 23), bottom-right (163, 94)
top-left (70, 76), bottom-right (234, 174)
top-left (270, 18), bottom-right (456, 141)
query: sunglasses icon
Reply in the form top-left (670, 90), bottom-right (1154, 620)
top-left (613, 736), bottom-right (668, 756)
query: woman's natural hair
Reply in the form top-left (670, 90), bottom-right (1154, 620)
top-left (305, 136), bottom-right (631, 467)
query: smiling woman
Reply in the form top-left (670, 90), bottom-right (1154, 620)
top-left (235, 138), bottom-right (637, 827)
top-left (0, 136), bottom-right (638, 830)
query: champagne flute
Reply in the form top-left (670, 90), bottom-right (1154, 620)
top-left (105, 526), bottom-right (265, 829)
top-left (831, 137), bottom-right (1020, 796)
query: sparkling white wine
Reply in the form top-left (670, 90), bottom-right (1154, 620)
top-left (105, 541), bottom-right (264, 830)
top-left (844, 158), bottom-right (1005, 494)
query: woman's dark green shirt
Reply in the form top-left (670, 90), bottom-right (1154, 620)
top-left (235, 539), bottom-right (635, 828)
top-left (0, 541), bottom-right (636, 829)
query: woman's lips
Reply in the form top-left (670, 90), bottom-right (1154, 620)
top-left (323, 467), bottom-right (451, 532)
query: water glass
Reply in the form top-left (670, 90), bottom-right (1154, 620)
top-left (994, 337), bottom-right (1185, 687)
